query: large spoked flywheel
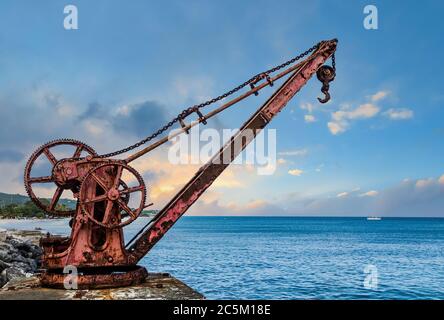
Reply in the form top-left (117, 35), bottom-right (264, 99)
top-left (24, 139), bottom-right (97, 217)
top-left (79, 161), bottom-right (147, 228)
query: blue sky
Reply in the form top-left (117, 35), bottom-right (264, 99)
top-left (0, 0), bottom-right (443, 216)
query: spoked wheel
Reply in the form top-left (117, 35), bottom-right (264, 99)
top-left (24, 139), bottom-right (97, 216)
top-left (79, 161), bottom-right (146, 228)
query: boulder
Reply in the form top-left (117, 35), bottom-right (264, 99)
top-left (0, 259), bottom-right (9, 272)
top-left (0, 230), bottom-right (6, 242)
top-left (0, 270), bottom-right (7, 288)
top-left (0, 229), bottom-right (43, 288)
top-left (3, 267), bottom-right (27, 282)
top-left (0, 250), bottom-right (12, 263)
top-left (10, 252), bottom-right (27, 264)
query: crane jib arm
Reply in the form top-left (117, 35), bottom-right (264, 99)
top-left (128, 39), bottom-right (337, 263)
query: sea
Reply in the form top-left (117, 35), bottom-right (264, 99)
top-left (1, 216), bottom-right (444, 300)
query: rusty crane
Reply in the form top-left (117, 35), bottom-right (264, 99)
top-left (23, 39), bottom-right (338, 288)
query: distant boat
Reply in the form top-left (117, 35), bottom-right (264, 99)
top-left (367, 216), bottom-right (382, 221)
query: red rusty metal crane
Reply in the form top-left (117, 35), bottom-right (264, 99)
top-left (23, 39), bottom-right (337, 288)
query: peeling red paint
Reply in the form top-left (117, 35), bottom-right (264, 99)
top-left (24, 40), bottom-right (337, 288)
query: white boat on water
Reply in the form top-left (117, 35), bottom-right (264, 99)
top-left (367, 216), bottom-right (382, 221)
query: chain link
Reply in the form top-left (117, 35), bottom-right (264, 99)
top-left (331, 52), bottom-right (336, 71)
top-left (99, 42), bottom-right (322, 159)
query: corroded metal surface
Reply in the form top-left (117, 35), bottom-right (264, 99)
top-left (79, 161), bottom-right (147, 229)
top-left (0, 273), bottom-right (204, 300)
top-left (316, 65), bottom-right (336, 103)
top-left (22, 39), bottom-right (338, 289)
top-left (40, 265), bottom-right (148, 289)
top-left (24, 139), bottom-right (97, 217)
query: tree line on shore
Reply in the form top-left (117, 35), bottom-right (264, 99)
top-left (0, 200), bottom-right (156, 219)
top-left (0, 200), bottom-right (69, 219)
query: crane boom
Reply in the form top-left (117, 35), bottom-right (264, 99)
top-left (127, 39), bottom-right (337, 263)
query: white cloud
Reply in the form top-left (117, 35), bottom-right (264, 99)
top-left (288, 169), bottom-right (303, 176)
top-left (327, 121), bottom-right (347, 135)
top-left (173, 75), bottom-right (214, 104)
top-left (277, 158), bottom-right (287, 165)
top-left (360, 190), bottom-right (378, 197)
top-left (370, 90), bottom-right (390, 102)
top-left (327, 91), bottom-right (412, 135)
top-left (188, 173), bottom-right (444, 217)
top-left (115, 104), bottom-right (131, 116)
top-left (300, 102), bottom-right (314, 113)
top-left (337, 188), bottom-right (361, 198)
top-left (328, 103), bottom-right (380, 135)
top-left (187, 198), bottom-right (286, 216)
top-left (83, 120), bottom-right (105, 136)
top-left (278, 149), bottom-right (308, 157)
top-left (130, 149), bottom-right (248, 207)
top-left (304, 114), bottom-right (316, 123)
top-left (278, 174), bottom-right (444, 217)
top-left (383, 108), bottom-right (414, 120)
top-left (415, 178), bottom-right (434, 188)
top-left (56, 105), bottom-right (74, 117)
top-left (332, 103), bottom-right (380, 121)
top-left (439, 174), bottom-right (444, 185)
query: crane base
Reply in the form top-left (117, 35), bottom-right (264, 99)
top-left (40, 265), bottom-right (148, 290)
top-left (1, 273), bottom-right (205, 300)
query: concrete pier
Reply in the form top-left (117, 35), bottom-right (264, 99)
top-left (0, 273), bottom-right (205, 300)
top-left (0, 228), bottom-right (204, 300)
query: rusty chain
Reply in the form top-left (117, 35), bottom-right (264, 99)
top-left (332, 52), bottom-right (336, 71)
top-left (98, 42), bottom-right (322, 159)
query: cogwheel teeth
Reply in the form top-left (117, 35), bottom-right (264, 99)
top-left (23, 139), bottom-right (97, 217)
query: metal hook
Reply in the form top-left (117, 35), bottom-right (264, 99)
top-left (318, 84), bottom-right (331, 104)
top-left (316, 65), bottom-right (335, 104)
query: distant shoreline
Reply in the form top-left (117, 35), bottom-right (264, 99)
top-left (1, 215), bottom-right (444, 222)
top-left (0, 217), bottom-right (63, 220)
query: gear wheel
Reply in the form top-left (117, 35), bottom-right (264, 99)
top-left (79, 161), bottom-right (146, 228)
top-left (24, 139), bottom-right (97, 217)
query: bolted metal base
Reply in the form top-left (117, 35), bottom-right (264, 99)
top-left (40, 265), bottom-right (148, 290)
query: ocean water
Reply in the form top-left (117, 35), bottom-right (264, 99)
top-left (1, 216), bottom-right (444, 300)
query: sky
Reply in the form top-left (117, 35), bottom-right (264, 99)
top-left (0, 0), bottom-right (443, 217)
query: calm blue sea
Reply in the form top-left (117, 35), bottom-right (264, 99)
top-left (1, 217), bottom-right (444, 300)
